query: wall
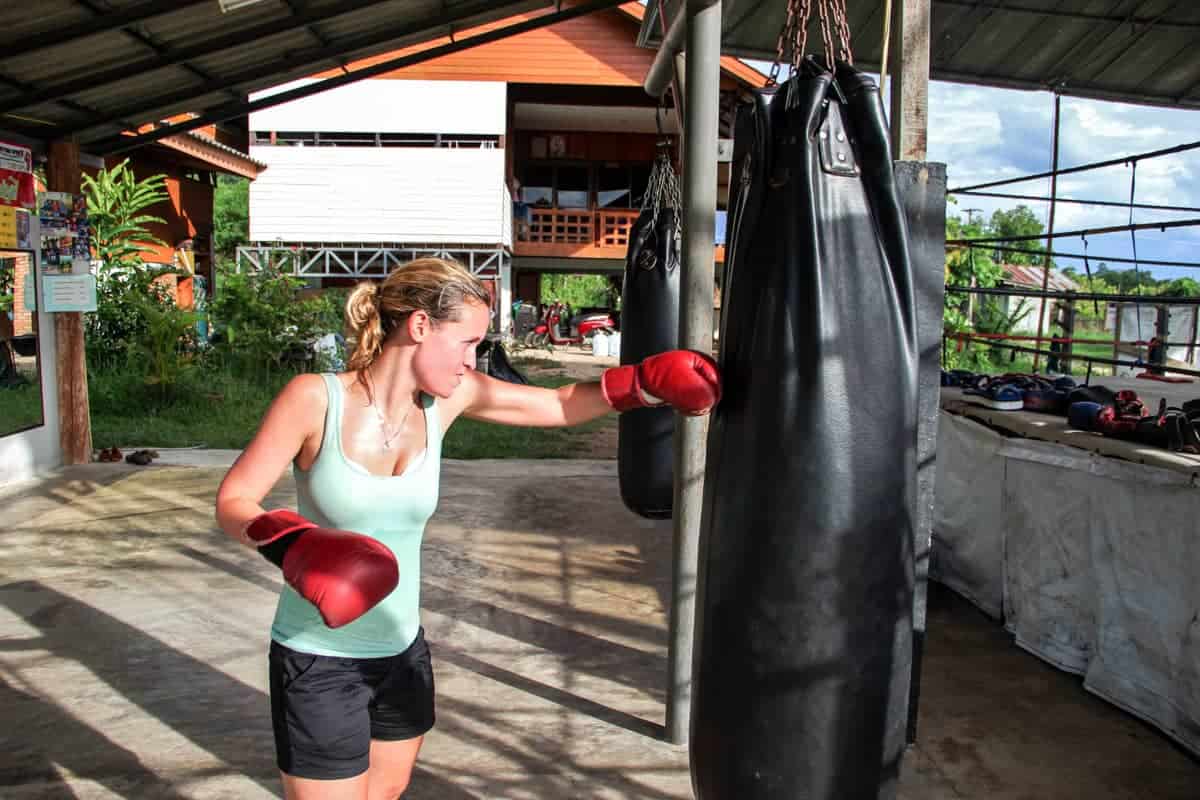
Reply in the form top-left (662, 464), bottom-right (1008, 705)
top-left (318, 9), bottom-right (656, 87)
top-left (11, 254), bottom-right (33, 337)
top-left (248, 146), bottom-right (508, 244)
top-left (249, 79), bottom-right (506, 135)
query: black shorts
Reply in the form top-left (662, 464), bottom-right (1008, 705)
top-left (268, 628), bottom-right (436, 780)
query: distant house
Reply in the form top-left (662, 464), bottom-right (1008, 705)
top-left (994, 263), bottom-right (1078, 334)
top-left (241, 2), bottom-right (767, 335)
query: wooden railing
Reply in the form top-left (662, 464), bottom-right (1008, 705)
top-left (515, 207), bottom-right (641, 257)
top-left (514, 207), bottom-right (725, 263)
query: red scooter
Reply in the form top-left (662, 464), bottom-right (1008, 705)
top-left (525, 300), bottom-right (616, 349)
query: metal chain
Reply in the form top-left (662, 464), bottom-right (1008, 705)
top-left (643, 151), bottom-right (681, 229)
top-left (771, 0), bottom-right (854, 78)
top-left (771, 0), bottom-right (797, 83)
top-left (793, 0), bottom-right (812, 75)
top-left (832, 0), bottom-right (853, 64)
top-left (816, 0), bottom-right (836, 69)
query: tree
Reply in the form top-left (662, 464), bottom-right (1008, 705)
top-left (539, 274), bottom-right (612, 310)
top-left (81, 160), bottom-right (178, 368)
top-left (1159, 277), bottom-right (1200, 298)
top-left (213, 175), bottom-right (249, 266)
top-left (1093, 264), bottom-right (1159, 295)
top-left (988, 205), bottom-right (1049, 266)
top-left (81, 158), bottom-right (168, 272)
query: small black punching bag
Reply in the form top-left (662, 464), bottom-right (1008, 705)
top-left (618, 155), bottom-right (682, 519)
top-left (690, 58), bottom-right (918, 800)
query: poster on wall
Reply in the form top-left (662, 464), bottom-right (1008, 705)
top-left (0, 206), bottom-right (32, 250)
top-left (37, 191), bottom-right (90, 273)
top-left (0, 141), bottom-right (35, 209)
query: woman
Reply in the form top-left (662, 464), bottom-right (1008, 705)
top-left (215, 257), bottom-right (720, 800)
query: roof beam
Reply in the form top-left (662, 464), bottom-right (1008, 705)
top-left (0, 0), bottom-right (208, 61)
top-left (87, 0), bottom-right (631, 154)
top-left (1086, 0), bottom-right (1189, 83)
top-left (1046, 0), bottom-right (1156, 83)
top-left (938, 1), bottom-right (1006, 68)
top-left (67, 0), bottom-right (548, 141)
top-left (936, 0), bottom-right (1200, 29)
top-left (0, 0), bottom-right (397, 114)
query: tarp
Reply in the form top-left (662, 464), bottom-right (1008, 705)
top-left (932, 411), bottom-right (1200, 757)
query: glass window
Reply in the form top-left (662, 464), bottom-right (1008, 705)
top-left (521, 165), bottom-right (553, 207)
top-left (597, 166), bottom-right (631, 208)
top-left (556, 166), bottom-right (589, 209)
top-left (0, 251), bottom-right (43, 437)
top-left (630, 164), bottom-right (653, 209)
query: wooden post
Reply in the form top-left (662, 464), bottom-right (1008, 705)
top-left (1112, 302), bottom-right (1122, 375)
top-left (889, 0), bottom-right (930, 161)
top-left (47, 138), bottom-right (92, 464)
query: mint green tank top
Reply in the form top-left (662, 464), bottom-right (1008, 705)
top-left (270, 373), bottom-right (441, 658)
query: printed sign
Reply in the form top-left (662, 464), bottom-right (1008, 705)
top-left (0, 141), bottom-right (35, 209)
top-left (0, 206), bottom-right (32, 250)
top-left (41, 273), bottom-right (97, 313)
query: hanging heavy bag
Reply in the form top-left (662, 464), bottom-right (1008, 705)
top-left (690, 49), bottom-right (918, 800)
top-left (617, 156), bottom-right (682, 519)
top-left (475, 340), bottom-right (529, 385)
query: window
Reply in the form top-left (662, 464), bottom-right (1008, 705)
top-left (597, 166), bottom-right (631, 209)
top-left (249, 132), bottom-right (500, 148)
top-left (556, 166), bottom-right (589, 209)
top-left (631, 164), bottom-right (653, 209)
top-left (521, 165), bottom-right (554, 207)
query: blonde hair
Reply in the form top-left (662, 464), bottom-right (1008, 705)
top-left (344, 257), bottom-right (491, 374)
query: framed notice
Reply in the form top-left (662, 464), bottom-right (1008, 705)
top-left (41, 273), bottom-right (97, 313)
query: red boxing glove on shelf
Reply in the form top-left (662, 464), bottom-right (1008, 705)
top-left (602, 349), bottom-right (722, 415)
top-left (244, 509), bottom-right (399, 629)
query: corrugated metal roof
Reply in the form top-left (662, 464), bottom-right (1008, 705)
top-left (639, 1), bottom-right (1200, 110)
top-left (0, 0), bottom-right (587, 150)
top-left (185, 131), bottom-right (268, 170)
top-left (1001, 263), bottom-right (1079, 292)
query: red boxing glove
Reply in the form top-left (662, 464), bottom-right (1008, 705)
top-left (602, 349), bottom-right (721, 414)
top-left (244, 509), bottom-right (399, 629)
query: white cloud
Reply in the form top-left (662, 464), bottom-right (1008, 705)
top-left (930, 81), bottom-right (1200, 279)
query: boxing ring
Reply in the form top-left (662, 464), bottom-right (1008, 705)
top-left (932, 393), bottom-right (1200, 759)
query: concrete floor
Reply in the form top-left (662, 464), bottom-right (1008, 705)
top-left (0, 459), bottom-right (1197, 799)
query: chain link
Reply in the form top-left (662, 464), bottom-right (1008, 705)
top-left (770, 0), bottom-right (853, 76)
top-left (833, 0), bottom-right (854, 64)
top-left (643, 151), bottom-right (682, 230)
top-left (816, 0), bottom-right (836, 69)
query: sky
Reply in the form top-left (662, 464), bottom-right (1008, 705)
top-left (732, 60), bottom-right (1200, 282)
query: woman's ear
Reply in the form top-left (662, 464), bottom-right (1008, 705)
top-left (407, 309), bottom-right (432, 342)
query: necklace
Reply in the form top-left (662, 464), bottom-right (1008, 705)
top-left (367, 371), bottom-right (414, 450)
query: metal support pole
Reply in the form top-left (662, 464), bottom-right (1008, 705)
top-left (666, 0), bottom-right (720, 747)
top-left (1033, 93), bottom-right (1062, 373)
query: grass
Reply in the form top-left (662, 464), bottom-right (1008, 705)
top-left (88, 362), bottom-right (616, 458)
top-left (0, 375), bottom-right (45, 435)
top-left (443, 371), bottom-right (616, 459)
top-left (89, 366), bottom-right (293, 449)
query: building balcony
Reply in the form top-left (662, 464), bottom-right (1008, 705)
top-left (514, 206), bottom-right (725, 263)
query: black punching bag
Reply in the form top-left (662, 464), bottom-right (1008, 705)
top-left (691, 60), bottom-right (917, 800)
top-left (618, 204), bottom-right (680, 518)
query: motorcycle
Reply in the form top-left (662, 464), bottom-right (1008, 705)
top-left (524, 300), bottom-right (616, 349)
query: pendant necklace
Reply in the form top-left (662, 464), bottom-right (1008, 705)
top-left (368, 372), bottom-right (413, 450)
